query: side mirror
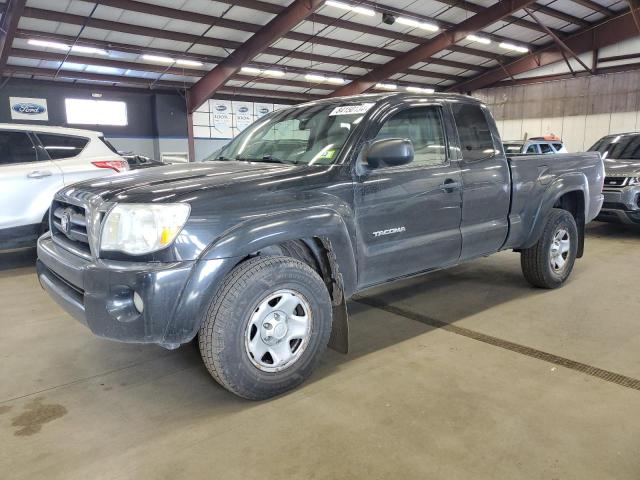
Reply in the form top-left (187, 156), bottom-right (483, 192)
top-left (364, 138), bottom-right (414, 169)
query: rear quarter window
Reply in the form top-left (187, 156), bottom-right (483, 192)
top-left (36, 133), bottom-right (89, 160)
top-left (451, 103), bottom-right (495, 161)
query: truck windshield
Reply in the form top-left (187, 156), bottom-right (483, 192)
top-left (589, 134), bottom-right (640, 160)
top-left (204, 102), bottom-right (372, 165)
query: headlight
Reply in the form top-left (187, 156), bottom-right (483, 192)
top-left (101, 203), bottom-right (190, 255)
top-left (628, 177), bottom-right (640, 186)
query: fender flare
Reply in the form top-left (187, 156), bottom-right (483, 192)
top-left (201, 207), bottom-right (358, 297)
top-left (520, 172), bottom-right (589, 250)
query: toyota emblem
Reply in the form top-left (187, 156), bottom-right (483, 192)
top-left (60, 210), bottom-right (72, 234)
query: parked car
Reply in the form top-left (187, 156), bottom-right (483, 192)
top-left (0, 124), bottom-right (128, 250)
top-left (589, 132), bottom-right (640, 224)
top-left (119, 152), bottom-right (167, 170)
top-left (36, 93), bottom-right (604, 399)
top-left (503, 136), bottom-right (567, 155)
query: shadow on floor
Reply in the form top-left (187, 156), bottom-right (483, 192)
top-left (0, 248), bottom-right (37, 272)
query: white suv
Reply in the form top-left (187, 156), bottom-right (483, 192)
top-left (0, 124), bottom-right (128, 250)
top-left (503, 137), bottom-right (568, 155)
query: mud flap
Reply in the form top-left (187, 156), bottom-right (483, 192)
top-left (328, 298), bottom-right (349, 354)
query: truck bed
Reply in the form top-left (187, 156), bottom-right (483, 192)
top-left (503, 152), bottom-right (604, 250)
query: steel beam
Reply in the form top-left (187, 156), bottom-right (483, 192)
top-left (627, 0), bottom-right (640, 34)
top-left (570, 0), bottom-right (615, 17)
top-left (187, 0), bottom-right (324, 112)
top-left (20, 7), bottom-right (465, 83)
top-left (487, 61), bottom-right (640, 87)
top-left (1, 65), bottom-right (320, 101)
top-left (51, 0), bottom-right (495, 70)
top-left (524, 7), bottom-right (593, 73)
top-left (0, 0), bottom-right (27, 70)
top-left (448, 8), bottom-right (640, 93)
top-left (9, 47), bottom-right (337, 91)
top-left (330, 0), bottom-right (538, 97)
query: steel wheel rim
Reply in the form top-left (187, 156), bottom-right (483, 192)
top-left (244, 289), bottom-right (313, 373)
top-left (549, 227), bottom-right (571, 273)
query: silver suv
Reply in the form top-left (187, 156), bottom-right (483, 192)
top-left (0, 124), bottom-right (128, 249)
top-left (503, 138), bottom-right (568, 155)
top-left (589, 133), bottom-right (640, 224)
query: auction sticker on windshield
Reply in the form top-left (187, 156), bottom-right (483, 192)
top-left (329, 103), bottom-right (374, 116)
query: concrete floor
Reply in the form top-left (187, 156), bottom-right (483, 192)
top-left (1, 222), bottom-right (639, 479)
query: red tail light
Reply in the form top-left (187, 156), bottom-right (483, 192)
top-left (92, 160), bottom-right (129, 172)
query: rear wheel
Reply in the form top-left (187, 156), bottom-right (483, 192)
top-left (521, 208), bottom-right (578, 289)
top-left (198, 256), bottom-right (332, 400)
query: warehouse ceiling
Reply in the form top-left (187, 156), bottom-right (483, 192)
top-left (0, 0), bottom-right (638, 108)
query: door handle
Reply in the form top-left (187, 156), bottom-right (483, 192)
top-left (27, 170), bottom-right (52, 179)
top-left (441, 178), bottom-right (460, 193)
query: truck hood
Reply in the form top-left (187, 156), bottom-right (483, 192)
top-left (69, 161), bottom-right (301, 203)
top-left (603, 158), bottom-right (640, 177)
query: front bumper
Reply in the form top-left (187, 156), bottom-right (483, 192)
top-left (37, 233), bottom-right (238, 347)
top-left (596, 187), bottom-right (640, 224)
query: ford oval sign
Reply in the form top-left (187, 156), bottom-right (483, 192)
top-left (238, 106), bottom-right (249, 113)
top-left (259, 107), bottom-right (269, 114)
top-left (12, 103), bottom-right (47, 115)
top-left (215, 105), bottom-right (227, 112)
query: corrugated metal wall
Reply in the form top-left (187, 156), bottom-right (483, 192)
top-left (474, 70), bottom-right (640, 152)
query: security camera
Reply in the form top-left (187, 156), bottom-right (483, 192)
top-left (382, 13), bottom-right (396, 25)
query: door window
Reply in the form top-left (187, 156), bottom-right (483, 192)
top-left (0, 131), bottom-right (38, 165)
top-left (36, 133), bottom-right (89, 160)
top-left (374, 107), bottom-right (447, 166)
top-left (552, 143), bottom-right (563, 151)
top-left (526, 144), bottom-right (539, 154)
top-left (540, 143), bottom-right (553, 154)
top-left (451, 103), bottom-right (495, 161)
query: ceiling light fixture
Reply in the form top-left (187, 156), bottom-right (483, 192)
top-left (325, 0), bottom-right (375, 17)
top-left (142, 54), bottom-right (175, 63)
top-left (326, 77), bottom-right (345, 84)
top-left (396, 17), bottom-right (439, 32)
top-left (176, 59), bottom-right (203, 67)
top-left (305, 73), bottom-right (326, 82)
top-left (466, 34), bottom-right (491, 45)
top-left (499, 42), bottom-right (529, 53)
top-left (263, 69), bottom-right (285, 77)
top-left (28, 39), bottom-right (70, 51)
top-left (406, 86), bottom-right (435, 94)
top-left (375, 83), bottom-right (397, 90)
top-left (241, 66), bottom-right (261, 74)
top-left (240, 66), bottom-right (286, 77)
top-left (70, 45), bottom-right (108, 55)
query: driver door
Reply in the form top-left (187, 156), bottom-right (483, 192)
top-left (354, 104), bottom-right (463, 288)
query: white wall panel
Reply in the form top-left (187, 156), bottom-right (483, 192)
top-left (561, 115), bottom-right (587, 152)
top-left (610, 112), bottom-right (637, 133)
top-left (521, 118), bottom-right (543, 140)
top-left (583, 113), bottom-right (612, 151)
top-left (501, 119), bottom-right (523, 140)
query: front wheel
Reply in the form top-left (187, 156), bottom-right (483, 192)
top-left (198, 256), bottom-right (332, 400)
top-left (520, 208), bottom-right (578, 289)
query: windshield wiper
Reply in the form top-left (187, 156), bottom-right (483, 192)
top-left (235, 155), bottom-right (296, 164)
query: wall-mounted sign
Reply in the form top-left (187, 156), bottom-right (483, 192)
top-left (254, 103), bottom-right (274, 119)
top-left (232, 101), bottom-right (254, 136)
top-left (209, 99), bottom-right (232, 139)
top-left (10, 97), bottom-right (49, 121)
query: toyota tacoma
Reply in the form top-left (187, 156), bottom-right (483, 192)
top-left (37, 93), bottom-right (604, 399)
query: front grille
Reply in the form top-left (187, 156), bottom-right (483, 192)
top-left (602, 202), bottom-right (628, 210)
top-left (603, 177), bottom-right (628, 188)
top-left (51, 200), bottom-right (91, 256)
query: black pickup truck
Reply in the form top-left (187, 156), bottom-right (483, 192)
top-left (37, 93), bottom-right (604, 399)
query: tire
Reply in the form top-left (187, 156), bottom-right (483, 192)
top-left (198, 256), bottom-right (332, 400)
top-left (521, 208), bottom-right (578, 289)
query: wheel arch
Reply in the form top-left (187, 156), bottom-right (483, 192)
top-left (518, 173), bottom-right (588, 255)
